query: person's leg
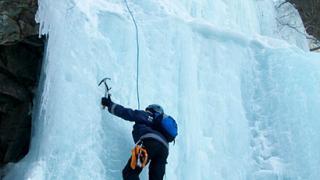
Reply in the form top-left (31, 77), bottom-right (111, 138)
top-left (146, 141), bottom-right (168, 180)
top-left (148, 157), bottom-right (167, 180)
top-left (122, 157), bottom-right (143, 180)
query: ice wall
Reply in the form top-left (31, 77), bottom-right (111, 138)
top-left (4, 0), bottom-right (320, 180)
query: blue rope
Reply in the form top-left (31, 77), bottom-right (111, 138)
top-left (124, 0), bottom-right (140, 109)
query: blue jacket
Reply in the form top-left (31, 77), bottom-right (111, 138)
top-left (108, 102), bottom-right (169, 148)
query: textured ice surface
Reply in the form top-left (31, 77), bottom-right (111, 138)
top-left (4, 0), bottom-right (320, 180)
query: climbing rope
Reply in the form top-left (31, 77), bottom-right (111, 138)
top-left (124, 0), bottom-right (140, 109)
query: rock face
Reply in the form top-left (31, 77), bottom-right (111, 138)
top-left (288, 0), bottom-right (320, 51)
top-left (0, 0), bottom-right (44, 167)
top-left (0, 0), bottom-right (38, 45)
top-left (289, 0), bottom-right (320, 40)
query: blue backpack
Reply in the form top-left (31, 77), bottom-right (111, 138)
top-left (154, 114), bottom-right (178, 142)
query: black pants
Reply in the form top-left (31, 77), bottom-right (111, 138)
top-left (122, 139), bottom-right (168, 180)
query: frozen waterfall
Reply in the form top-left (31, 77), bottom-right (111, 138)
top-left (4, 0), bottom-right (320, 179)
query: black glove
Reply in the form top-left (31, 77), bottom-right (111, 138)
top-left (101, 95), bottom-right (112, 108)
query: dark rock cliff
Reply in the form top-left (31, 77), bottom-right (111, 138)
top-left (289, 0), bottom-right (320, 40)
top-left (0, 0), bottom-right (44, 167)
top-left (288, 0), bottom-right (320, 51)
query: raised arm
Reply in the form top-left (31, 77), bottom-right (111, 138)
top-left (101, 97), bottom-right (153, 125)
top-left (108, 102), bottom-right (136, 122)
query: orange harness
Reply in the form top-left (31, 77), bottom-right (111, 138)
top-left (130, 144), bottom-right (148, 169)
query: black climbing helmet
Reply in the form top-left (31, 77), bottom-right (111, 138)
top-left (145, 104), bottom-right (164, 115)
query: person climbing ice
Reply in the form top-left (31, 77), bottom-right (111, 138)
top-left (101, 94), bottom-right (178, 180)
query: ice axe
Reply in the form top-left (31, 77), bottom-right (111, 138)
top-left (99, 77), bottom-right (112, 97)
top-left (99, 77), bottom-right (111, 109)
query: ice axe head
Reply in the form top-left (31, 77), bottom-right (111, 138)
top-left (99, 77), bottom-right (111, 97)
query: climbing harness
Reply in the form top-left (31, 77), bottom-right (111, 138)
top-left (124, 0), bottom-right (141, 109)
top-left (130, 142), bottom-right (148, 169)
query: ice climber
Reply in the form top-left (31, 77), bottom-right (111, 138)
top-left (101, 95), bottom-right (178, 180)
